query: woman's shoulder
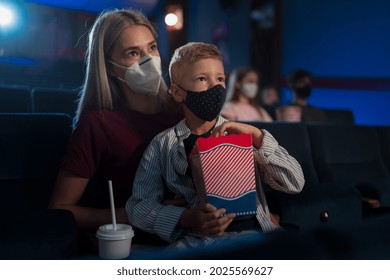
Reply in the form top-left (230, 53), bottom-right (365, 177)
top-left (76, 109), bottom-right (112, 122)
top-left (147, 121), bottom-right (180, 152)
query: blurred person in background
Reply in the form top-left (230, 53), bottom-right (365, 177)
top-left (260, 85), bottom-right (280, 120)
top-left (281, 68), bottom-right (327, 122)
top-left (221, 66), bottom-right (273, 122)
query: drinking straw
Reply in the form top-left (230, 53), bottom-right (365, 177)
top-left (108, 180), bottom-right (117, 230)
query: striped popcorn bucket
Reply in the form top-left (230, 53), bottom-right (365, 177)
top-left (190, 133), bottom-right (257, 217)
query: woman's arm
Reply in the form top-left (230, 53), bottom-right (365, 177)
top-left (126, 137), bottom-right (186, 242)
top-left (49, 169), bottom-right (128, 230)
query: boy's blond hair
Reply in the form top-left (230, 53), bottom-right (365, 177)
top-left (169, 42), bottom-right (223, 84)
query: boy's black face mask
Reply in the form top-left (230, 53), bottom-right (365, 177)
top-left (179, 84), bottom-right (226, 121)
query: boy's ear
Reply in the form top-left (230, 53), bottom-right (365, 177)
top-left (170, 84), bottom-right (185, 103)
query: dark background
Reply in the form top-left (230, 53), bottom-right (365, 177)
top-left (0, 0), bottom-right (389, 125)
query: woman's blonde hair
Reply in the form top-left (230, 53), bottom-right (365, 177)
top-left (75, 9), bottom-right (168, 121)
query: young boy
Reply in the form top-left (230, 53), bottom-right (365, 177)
top-left (126, 42), bottom-right (304, 247)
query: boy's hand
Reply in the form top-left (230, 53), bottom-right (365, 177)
top-left (196, 203), bottom-right (236, 236)
top-left (179, 203), bottom-right (236, 236)
top-left (213, 122), bottom-right (263, 149)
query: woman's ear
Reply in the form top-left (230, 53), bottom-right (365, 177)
top-left (170, 84), bottom-right (185, 103)
top-left (106, 63), bottom-right (115, 77)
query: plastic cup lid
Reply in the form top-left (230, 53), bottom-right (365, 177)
top-left (96, 224), bottom-right (135, 240)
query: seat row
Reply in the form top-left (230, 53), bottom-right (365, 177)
top-left (0, 113), bottom-right (78, 259)
top-left (0, 84), bottom-right (356, 124)
top-left (0, 85), bottom-right (78, 118)
top-left (1, 113), bottom-right (389, 259)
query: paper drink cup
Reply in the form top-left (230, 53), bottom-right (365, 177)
top-left (96, 224), bottom-right (134, 259)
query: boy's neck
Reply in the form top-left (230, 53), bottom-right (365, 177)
top-left (185, 114), bottom-right (217, 135)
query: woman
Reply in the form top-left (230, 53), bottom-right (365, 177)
top-left (48, 9), bottom-right (181, 250)
top-left (221, 67), bottom-right (272, 122)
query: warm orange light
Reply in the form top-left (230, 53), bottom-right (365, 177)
top-left (165, 5), bottom-right (183, 30)
top-left (165, 13), bottom-right (178, 26)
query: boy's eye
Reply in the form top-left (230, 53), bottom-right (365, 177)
top-left (218, 77), bottom-right (225, 82)
top-left (197, 77), bottom-right (207, 81)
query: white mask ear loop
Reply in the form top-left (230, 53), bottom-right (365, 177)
top-left (107, 60), bottom-right (129, 83)
top-left (108, 60), bottom-right (127, 69)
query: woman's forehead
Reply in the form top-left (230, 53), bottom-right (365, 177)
top-left (115, 25), bottom-right (155, 50)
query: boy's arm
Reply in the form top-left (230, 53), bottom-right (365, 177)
top-left (212, 122), bottom-right (304, 193)
top-left (253, 129), bottom-right (305, 193)
top-left (125, 138), bottom-right (186, 243)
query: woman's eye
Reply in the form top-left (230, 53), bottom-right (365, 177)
top-left (127, 50), bottom-right (139, 58)
top-left (149, 44), bottom-right (157, 52)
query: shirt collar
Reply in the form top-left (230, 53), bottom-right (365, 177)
top-left (174, 115), bottom-right (228, 141)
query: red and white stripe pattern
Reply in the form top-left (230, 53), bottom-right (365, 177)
top-left (199, 144), bottom-right (256, 198)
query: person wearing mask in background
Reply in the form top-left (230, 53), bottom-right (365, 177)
top-left (49, 9), bottom-right (182, 253)
top-left (260, 85), bottom-right (281, 120)
top-left (220, 67), bottom-right (273, 122)
top-left (282, 68), bottom-right (327, 122)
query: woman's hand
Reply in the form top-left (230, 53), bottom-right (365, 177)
top-left (212, 122), bottom-right (263, 149)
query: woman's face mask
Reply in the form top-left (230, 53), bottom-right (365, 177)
top-left (109, 55), bottom-right (162, 96)
top-left (179, 84), bottom-right (227, 121)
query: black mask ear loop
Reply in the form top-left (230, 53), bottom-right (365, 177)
top-left (176, 85), bottom-right (189, 93)
top-left (172, 85), bottom-right (189, 105)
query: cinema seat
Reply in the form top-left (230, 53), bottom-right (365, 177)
top-left (323, 108), bottom-right (354, 124)
top-left (0, 113), bottom-right (78, 259)
top-left (0, 209), bottom-right (78, 260)
top-left (32, 87), bottom-right (79, 118)
top-left (0, 85), bottom-right (32, 113)
top-left (307, 123), bottom-right (390, 211)
top-left (376, 126), bottom-right (390, 174)
top-left (244, 122), bottom-right (362, 232)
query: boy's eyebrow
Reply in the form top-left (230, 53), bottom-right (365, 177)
top-left (192, 71), bottom-right (225, 76)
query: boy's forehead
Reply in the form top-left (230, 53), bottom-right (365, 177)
top-left (184, 58), bottom-right (224, 73)
top-left (171, 57), bottom-right (224, 83)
